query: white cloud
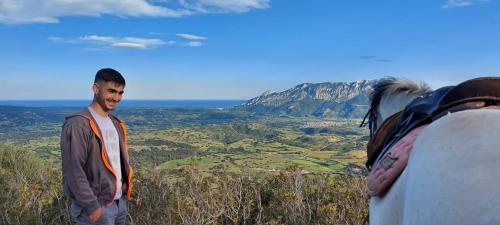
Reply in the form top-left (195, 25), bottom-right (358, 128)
top-left (121, 37), bottom-right (166, 46)
top-left (81, 35), bottom-right (116, 43)
top-left (111, 42), bottom-right (148, 49)
top-left (148, 32), bottom-right (170, 36)
top-left (50, 35), bottom-right (172, 50)
top-left (177, 33), bottom-right (207, 41)
top-left (48, 36), bottom-right (79, 44)
top-left (0, 0), bottom-right (271, 25)
top-left (442, 0), bottom-right (490, 8)
top-left (180, 0), bottom-right (270, 13)
top-left (186, 41), bottom-right (203, 47)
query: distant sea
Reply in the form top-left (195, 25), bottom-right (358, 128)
top-left (0, 100), bottom-right (247, 109)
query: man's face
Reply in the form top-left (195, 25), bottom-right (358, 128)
top-left (93, 81), bottom-right (125, 112)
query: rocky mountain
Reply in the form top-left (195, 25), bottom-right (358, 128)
top-left (238, 80), bottom-right (374, 118)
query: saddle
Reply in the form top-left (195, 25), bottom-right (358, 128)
top-left (366, 77), bottom-right (500, 196)
top-left (367, 77), bottom-right (500, 169)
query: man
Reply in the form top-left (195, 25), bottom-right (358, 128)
top-left (61, 68), bottom-right (133, 225)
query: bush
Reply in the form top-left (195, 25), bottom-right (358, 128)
top-left (0, 144), bottom-right (72, 225)
top-left (0, 144), bottom-right (368, 225)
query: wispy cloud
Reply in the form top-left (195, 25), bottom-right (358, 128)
top-left (186, 41), bottom-right (203, 47)
top-left (111, 42), bottom-right (148, 49)
top-left (178, 0), bottom-right (270, 13)
top-left (149, 32), bottom-right (171, 36)
top-left (359, 55), bottom-right (393, 63)
top-left (375, 59), bottom-right (392, 63)
top-left (175, 33), bottom-right (207, 46)
top-left (442, 0), bottom-right (490, 8)
top-left (0, 0), bottom-right (271, 25)
top-left (48, 36), bottom-right (79, 44)
top-left (177, 33), bottom-right (207, 41)
top-left (81, 35), bottom-right (116, 43)
top-left (360, 55), bottom-right (376, 60)
top-left (50, 35), bottom-right (174, 50)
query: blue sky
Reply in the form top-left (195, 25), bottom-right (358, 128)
top-left (1, 0), bottom-right (499, 100)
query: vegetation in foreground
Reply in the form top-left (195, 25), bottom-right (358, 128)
top-left (0, 106), bottom-right (370, 224)
top-left (0, 144), bottom-right (369, 225)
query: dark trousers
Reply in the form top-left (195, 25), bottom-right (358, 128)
top-left (71, 197), bottom-right (128, 225)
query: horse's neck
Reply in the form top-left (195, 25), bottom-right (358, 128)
top-left (378, 92), bottom-right (420, 124)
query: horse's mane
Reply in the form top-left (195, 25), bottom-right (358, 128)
top-left (361, 77), bottom-right (431, 135)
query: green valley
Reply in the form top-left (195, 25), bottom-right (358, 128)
top-left (1, 106), bottom-right (368, 177)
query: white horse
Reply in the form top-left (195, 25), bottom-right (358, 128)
top-left (367, 77), bottom-right (500, 225)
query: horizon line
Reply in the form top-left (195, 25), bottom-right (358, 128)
top-left (0, 99), bottom-right (249, 101)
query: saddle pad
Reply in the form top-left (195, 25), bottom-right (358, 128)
top-left (367, 125), bottom-right (428, 197)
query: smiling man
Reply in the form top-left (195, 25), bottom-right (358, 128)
top-left (61, 68), bottom-right (133, 225)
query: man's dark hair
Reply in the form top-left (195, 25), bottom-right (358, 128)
top-left (94, 68), bottom-right (126, 86)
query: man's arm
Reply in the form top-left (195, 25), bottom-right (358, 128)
top-left (61, 119), bottom-right (101, 217)
top-left (89, 207), bottom-right (103, 223)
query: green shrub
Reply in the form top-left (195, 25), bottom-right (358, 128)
top-left (0, 144), bottom-right (72, 225)
top-left (0, 144), bottom-right (368, 225)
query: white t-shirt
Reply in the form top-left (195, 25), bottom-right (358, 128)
top-left (88, 107), bottom-right (122, 200)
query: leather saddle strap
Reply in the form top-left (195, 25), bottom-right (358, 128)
top-left (432, 97), bottom-right (500, 121)
top-left (366, 111), bottom-right (402, 169)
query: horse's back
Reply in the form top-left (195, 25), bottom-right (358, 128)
top-left (403, 109), bottom-right (500, 225)
top-left (369, 168), bottom-right (408, 225)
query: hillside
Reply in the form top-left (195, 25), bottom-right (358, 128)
top-left (0, 91), bottom-right (371, 224)
top-left (238, 80), bottom-right (374, 117)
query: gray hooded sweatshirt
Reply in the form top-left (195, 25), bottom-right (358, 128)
top-left (60, 108), bottom-right (133, 215)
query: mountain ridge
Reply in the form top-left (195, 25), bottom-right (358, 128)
top-left (239, 80), bottom-right (375, 117)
